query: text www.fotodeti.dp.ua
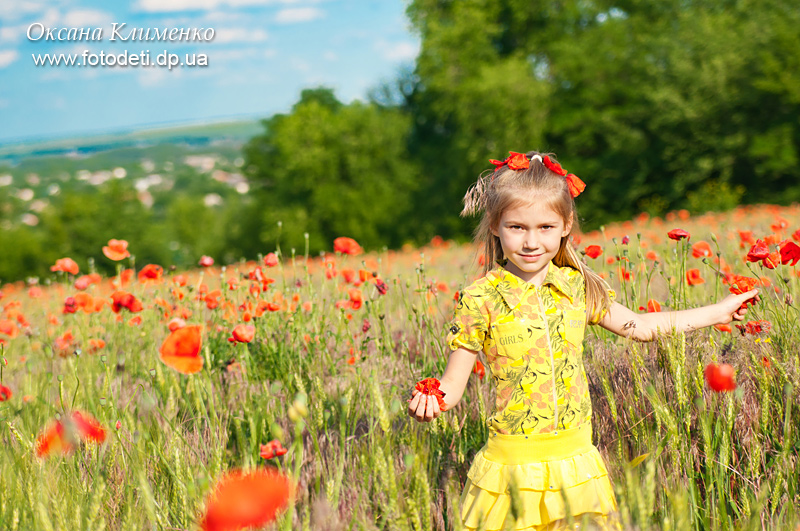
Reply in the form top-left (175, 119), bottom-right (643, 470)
top-left (31, 50), bottom-right (208, 70)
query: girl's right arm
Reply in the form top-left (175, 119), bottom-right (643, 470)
top-left (408, 346), bottom-right (478, 423)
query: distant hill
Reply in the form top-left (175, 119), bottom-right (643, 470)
top-left (0, 119), bottom-right (265, 164)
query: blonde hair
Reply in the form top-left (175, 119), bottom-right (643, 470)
top-left (462, 150), bottom-right (611, 324)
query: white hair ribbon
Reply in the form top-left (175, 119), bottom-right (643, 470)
top-left (530, 154), bottom-right (543, 163)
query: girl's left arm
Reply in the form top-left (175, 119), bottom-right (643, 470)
top-left (597, 289), bottom-right (760, 342)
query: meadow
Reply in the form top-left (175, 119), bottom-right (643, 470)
top-left (0, 203), bottom-right (799, 531)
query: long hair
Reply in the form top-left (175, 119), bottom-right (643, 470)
top-left (462, 151), bottom-right (611, 324)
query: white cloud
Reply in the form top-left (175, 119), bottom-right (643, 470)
top-left (0, 49), bottom-right (19, 68)
top-left (213, 27), bottom-right (268, 44)
top-left (134, 0), bottom-right (316, 13)
top-left (322, 50), bottom-right (336, 61)
top-left (62, 9), bottom-right (112, 27)
top-left (135, 0), bottom-right (220, 13)
top-left (288, 56), bottom-right (309, 72)
top-left (377, 40), bottom-right (419, 61)
top-left (0, 0), bottom-right (47, 22)
top-left (274, 7), bottom-right (323, 24)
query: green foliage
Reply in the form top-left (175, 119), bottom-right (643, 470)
top-left (243, 88), bottom-right (420, 254)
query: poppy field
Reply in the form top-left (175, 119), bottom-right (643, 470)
top-left (1, 203), bottom-right (799, 530)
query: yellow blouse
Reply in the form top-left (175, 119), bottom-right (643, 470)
top-left (446, 262), bottom-right (613, 435)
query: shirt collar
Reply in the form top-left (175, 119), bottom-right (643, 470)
top-left (486, 262), bottom-right (575, 310)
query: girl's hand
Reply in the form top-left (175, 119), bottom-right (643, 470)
top-left (407, 388), bottom-right (442, 423)
top-left (717, 289), bottom-right (760, 324)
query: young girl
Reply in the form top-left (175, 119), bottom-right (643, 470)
top-left (408, 151), bottom-right (759, 530)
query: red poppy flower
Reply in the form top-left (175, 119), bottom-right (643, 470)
top-left (138, 264), bottom-right (163, 283)
top-left (667, 229), bottom-right (690, 241)
top-left (746, 240), bottom-right (769, 262)
top-left (779, 241), bottom-right (800, 266)
top-left (414, 377), bottom-right (446, 410)
top-left (229, 324), bottom-right (255, 344)
top-left (35, 410), bottom-right (106, 458)
top-left (333, 237), bottom-right (363, 256)
top-left (51, 257), bottom-right (80, 275)
top-left (714, 324), bottom-right (732, 333)
top-left (584, 245), bottom-right (603, 259)
top-left (704, 363), bottom-right (736, 392)
top-left (199, 255), bottom-right (215, 267)
top-left (793, 228), bottom-right (800, 242)
top-left (691, 241), bottom-right (713, 258)
top-left (259, 439), bottom-right (288, 460)
top-left (374, 278), bottom-right (389, 295)
top-left (728, 275), bottom-right (758, 310)
top-left (349, 288), bottom-right (363, 310)
top-left (760, 251), bottom-right (778, 269)
top-left (88, 338), bottom-right (106, 353)
top-left (0, 320), bottom-right (19, 339)
top-left (646, 299), bottom-right (661, 313)
top-left (74, 273), bottom-right (101, 290)
top-left (71, 410), bottom-right (107, 444)
top-left (263, 253), bottom-right (279, 267)
top-left (102, 239), bottom-right (130, 261)
top-left (110, 291), bottom-right (143, 313)
top-left (159, 325), bottom-right (203, 374)
top-left (744, 320), bottom-right (771, 334)
top-left (645, 250), bottom-right (659, 261)
top-left (621, 235), bottom-right (630, 245)
top-left (686, 269), bottom-right (705, 285)
top-left (490, 151), bottom-right (530, 172)
top-left (0, 384), bottom-right (11, 401)
top-left (200, 469), bottom-right (293, 531)
top-left (472, 360), bottom-right (485, 380)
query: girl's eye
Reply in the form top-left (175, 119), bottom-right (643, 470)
top-left (541, 225), bottom-right (552, 230)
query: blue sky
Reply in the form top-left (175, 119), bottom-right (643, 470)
top-left (0, 0), bottom-right (419, 144)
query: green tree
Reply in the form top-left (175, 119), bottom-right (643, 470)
top-left (243, 88), bottom-right (419, 254)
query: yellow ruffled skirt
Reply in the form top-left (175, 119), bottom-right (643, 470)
top-left (460, 423), bottom-right (618, 530)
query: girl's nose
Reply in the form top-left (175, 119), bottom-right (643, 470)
top-left (524, 233), bottom-right (539, 251)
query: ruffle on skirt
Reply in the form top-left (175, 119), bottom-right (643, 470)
top-left (460, 428), bottom-right (617, 530)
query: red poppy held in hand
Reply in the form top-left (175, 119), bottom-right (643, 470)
top-left (200, 469), bottom-right (294, 531)
top-left (704, 363), bottom-right (736, 392)
top-left (667, 229), bottom-right (690, 241)
top-left (414, 377), bottom-right (447, 410)
top-left (160, 325), bottom-right (203, 374)
top-left (260, 439), bottom-right (288, 459)
top-left (728, 275), bottom-right (758, 311)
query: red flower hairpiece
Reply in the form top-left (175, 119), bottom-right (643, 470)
top-left (542, 156), bottom-right (586, 198)
top-left (489, 152), bottom-right (529, 172)
top-left (488, 152), bottom-right (586, 198)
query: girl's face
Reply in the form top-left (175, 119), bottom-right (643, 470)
top-left (491, 201), bottom-right (573, 286)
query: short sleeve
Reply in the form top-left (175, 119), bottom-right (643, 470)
top-left (445, 291), bottom-right (487, 352)
top-left (589, 288), bottom-right (616, 325)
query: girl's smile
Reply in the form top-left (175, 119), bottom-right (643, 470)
top-left (491, 202), bottom-right (573, 286)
